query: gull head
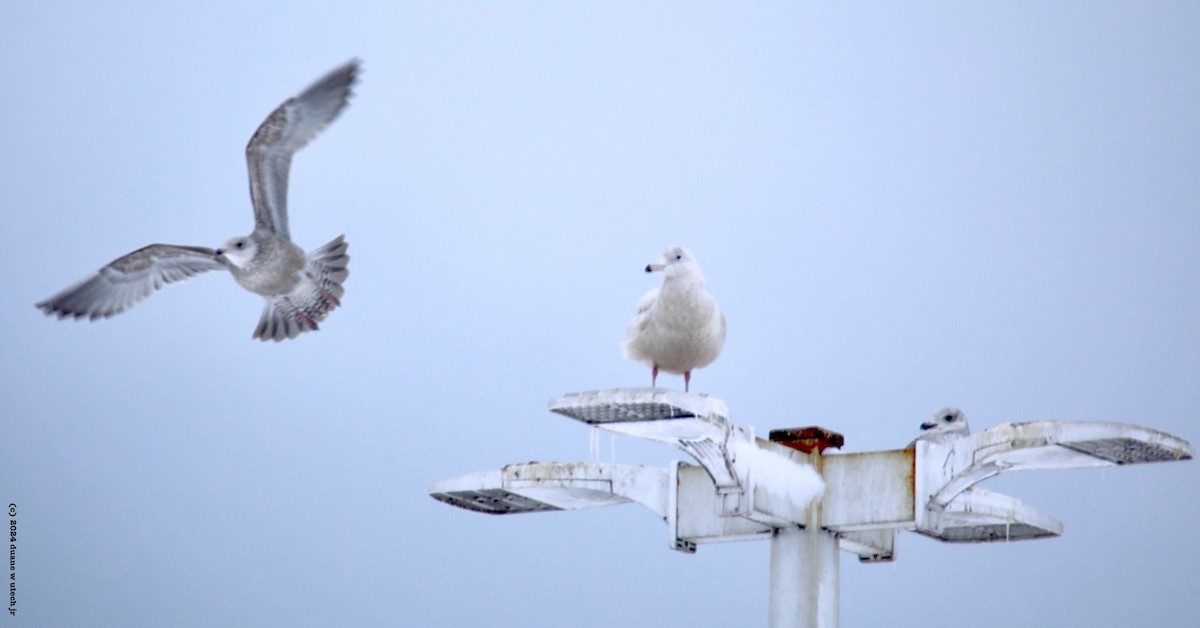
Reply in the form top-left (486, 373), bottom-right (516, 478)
top-left (918, 407), bottom-right (970, 438)
top-left (646, 245), bottom-right (702, 279)
top-left (215, 236), bottom-right (258, 269)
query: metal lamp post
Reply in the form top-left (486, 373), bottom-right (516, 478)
top-left (430, 388), bottom-right (1193, 628)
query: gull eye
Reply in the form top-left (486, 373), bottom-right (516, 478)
top-left (675, 254), bottom-right (682, 261)
top-left (235, 241), bottom-right (245, 250)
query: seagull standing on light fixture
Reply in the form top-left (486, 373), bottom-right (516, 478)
top-left (622, 246), bottom-right (726, 392)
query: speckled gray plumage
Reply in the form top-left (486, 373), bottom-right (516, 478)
top-left (37, 60), bottom-right (359, 341)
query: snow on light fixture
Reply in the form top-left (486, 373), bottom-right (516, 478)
top-left (430, 388), bottom-right (1193, 628)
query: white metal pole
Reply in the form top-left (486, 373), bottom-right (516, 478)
top-left (768, 525), bottom-right (840, 628)
top-left (766, 429), bottom-right (842, 628)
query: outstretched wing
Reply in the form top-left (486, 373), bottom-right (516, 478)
top-left (246, 60), bottom-right (359, 240)
top-left (37, 244), bottom-right (225, 320)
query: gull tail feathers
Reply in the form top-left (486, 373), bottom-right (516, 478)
top-left (308, 234), bottom-right (350, 303)
top-left (253, 299), bottom-right (316, 341)
top-left (250, 235), bottom-right (349, 342)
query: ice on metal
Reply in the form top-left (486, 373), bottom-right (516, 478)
top-left (429, 462), bottom-right (670, 518)
top-left (433, 391), bottom-right (1194, 561)
top-left (430, 390), bottom-right (1195, 628)
top-left (925, 420), bottom-right (1195, 511)
top-left (549, 388), bottom-right (729, 430)
top-left (919, 486), bottom-right (1063, 543)
top-left (550, 388), bottom-right (740, 489)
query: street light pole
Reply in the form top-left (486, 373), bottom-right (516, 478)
top-left (429, 388), bottom-right (1193, 627)
top-left (770, 524), bottom-right (839, 628)
top-left (768, 427), bottom-right (843, 628)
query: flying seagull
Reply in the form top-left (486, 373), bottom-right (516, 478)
top-left (907, 407), bottom-right (971, 448)
top-left (36, 60), bottom-right (359, 341)
top-left (622, 246), bottom-right (726, 392)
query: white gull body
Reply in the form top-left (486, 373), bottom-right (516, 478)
top-left (36, 60), bottom-right (358, 341)
top-left (622, 246), bottom-right (726, 392)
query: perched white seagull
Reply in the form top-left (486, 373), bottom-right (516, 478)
top-left (36, 60), bottom-right (359, 341)
top-left (622, 246), bottom-right (726, 392)
top-left (907, 407), bottom-right (971, 448)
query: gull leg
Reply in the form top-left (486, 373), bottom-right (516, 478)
top-left (651, 365), bottom-right (659, 388)
top-left (684, 370), bottom-right (691, 392)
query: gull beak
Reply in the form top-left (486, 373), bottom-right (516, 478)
top-left (646, 259), bottom-right (666, 273)
top-left (920, 421), bottom-right (936, 431)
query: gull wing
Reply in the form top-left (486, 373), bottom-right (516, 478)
top-left (246, 60), bottom-right (359, 240)
top-left (626, 288), bottom-right (658, 339)
top-left (37, 244), bottom-right (225, 320)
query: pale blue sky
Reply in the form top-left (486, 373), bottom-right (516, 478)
top-left (3, 2), bottom-right (1198, 626)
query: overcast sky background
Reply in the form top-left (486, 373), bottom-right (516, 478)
top-left (3, 2), bottom-right (1198, 626)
